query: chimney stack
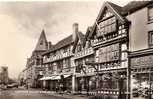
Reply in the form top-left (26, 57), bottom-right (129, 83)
top-left (72, 23), bottom-right (79, 41)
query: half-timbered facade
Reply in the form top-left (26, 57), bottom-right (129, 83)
top-left (23, 1), bottom-right (153, 99)
top-left (41, 34), bottom-right (74, 92)
top-left (86, 1), bottom-right (130, 99)
top-left (72, 26), bottom-right (95, 94)
top-left (86, 1), bottom-right (153, 99)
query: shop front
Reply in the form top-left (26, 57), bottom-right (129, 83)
top-left (75, 74), bottom-right (96, 95)
top-left (40, 75), bottom-right (72, 92)
top-left (97, 71), bottom-right (127, 99)
top-left (130, 49), bottom-right (153, 99)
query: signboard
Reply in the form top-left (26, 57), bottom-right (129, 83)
top-left (131, 55), bottom-right (153, 67)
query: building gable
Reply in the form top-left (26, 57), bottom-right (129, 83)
top-left (89, 1), bottom-right (129, 39)
top-left (35, 29), bottom-right (48, 51)
top-left (72, 32), bottom-right (85, 53)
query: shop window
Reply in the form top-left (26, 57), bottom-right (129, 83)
top-left (148, 6), bottom-right (153, 21)
top-left (148, 31), bottom-right (153, 47)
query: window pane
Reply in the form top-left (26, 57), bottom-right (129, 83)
top-left (149, 32), bottom-right (153, 47)
top-left (151, 33), bottom-right (153, 44)
top-left (148, 7), bottom-right (153, 20)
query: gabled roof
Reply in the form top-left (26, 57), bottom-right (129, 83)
top-left (35, 29), bottom-right (48, 51)
top-left (72, 31), bottom-right (85, 53)
top-left (43, 35), bottom-right (73, 55)
top-left (97, 1), bottom-right (127, 24)
top-left (83, 26), bottom-right (93, 47)
top-left (88, 1), bottom-right (153, 39)
top-left (122, 1), bottom-right (153, 15)
top-left (89, 1), bottom-right (129, 38)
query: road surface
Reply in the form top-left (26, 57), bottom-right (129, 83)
top-left (0, 88), bottom-right (66, 99)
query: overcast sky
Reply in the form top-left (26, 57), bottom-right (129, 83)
top-left (0, 0), bottom-right (130, 78)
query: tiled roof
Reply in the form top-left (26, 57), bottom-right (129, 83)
top-left (122, 1), bottom-right (153, 14)
top-left (107, 2), bottom-right (123, 16)
top-left (43, 35), bottom-right (73, 55)
top-left (72, 32), bottom-right (85, 53)
top-left (108, 1), bottom-right (153, 15)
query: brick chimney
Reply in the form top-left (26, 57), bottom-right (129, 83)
top-left (72, 23), bottom-right (79, 41)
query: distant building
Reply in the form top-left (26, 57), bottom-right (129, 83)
top-left (25, 30), bottom-right (51, 88)
top-left (18, 68), bottom-right (27, 86)
top-left (0, 66), bottom-right (8, 84)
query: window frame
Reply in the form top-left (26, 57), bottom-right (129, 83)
top-left (148, 31), bottom-right (153, 47)
top-left (148, 4), bottom-right (153, 22)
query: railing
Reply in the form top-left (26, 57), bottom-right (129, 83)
top-left (74, 48), bottom-right (94, 59)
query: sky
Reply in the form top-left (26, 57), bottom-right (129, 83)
top-left (0, 0), bottom-right (131, 79)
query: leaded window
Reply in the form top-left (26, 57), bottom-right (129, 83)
top-left (97, 16), bottom-right (117, 37)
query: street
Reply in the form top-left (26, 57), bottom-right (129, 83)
top-left (0, 88), bottom-right (66, 99)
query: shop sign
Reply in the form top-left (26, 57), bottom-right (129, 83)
top-left (131, 55), bottom-right (153, 67)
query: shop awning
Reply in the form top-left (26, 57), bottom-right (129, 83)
top-left (64, 74), bottom-right (71, 78)
top-left (39, 76), bottom-right (53, 81)
top-left (51, 75), bottom-right (61, 80)
top-left (39, 75), bottom-right (71, 81)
